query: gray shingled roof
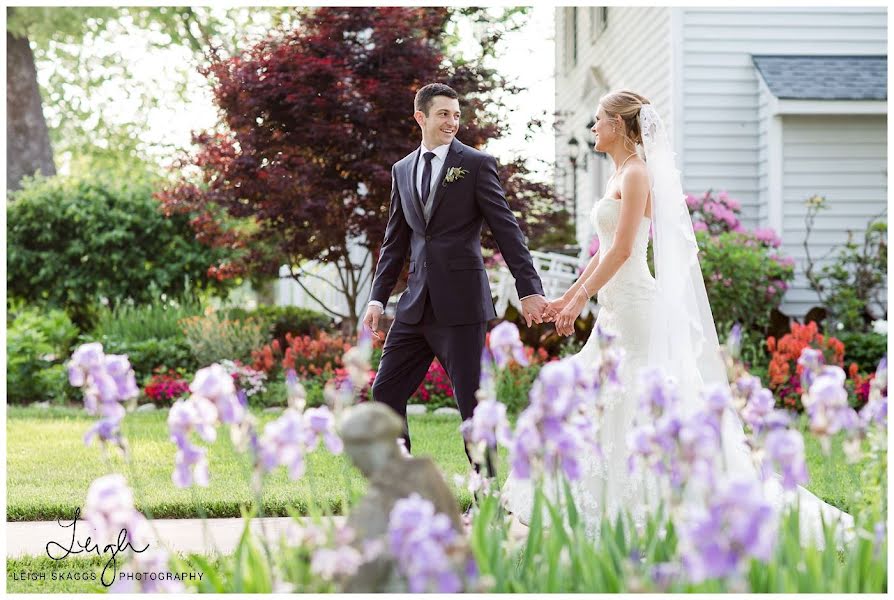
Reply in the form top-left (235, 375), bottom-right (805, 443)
top-left (752, 55), bottom-right (887, 101)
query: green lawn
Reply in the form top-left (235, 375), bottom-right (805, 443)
top-left (6, 406), bottom-right (484, 522)
top-left (7, 405), bottom-right (864, 524)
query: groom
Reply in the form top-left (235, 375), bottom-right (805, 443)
top-left (363, 83), bottom-right (548, 465)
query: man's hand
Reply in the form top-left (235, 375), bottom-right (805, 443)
top-left (363, 304), bottom-right (384, 340)
top-left (520, 295), bottom-right (549, 327)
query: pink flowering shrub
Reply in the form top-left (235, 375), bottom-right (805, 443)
top-left (683, 189), bottom-right (795, 335)
top-left (686, 190), bottom-right (744, 235)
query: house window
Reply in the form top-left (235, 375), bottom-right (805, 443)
top-left (564, 7), bottom-right (578, 71)
top-left (590, 6), bottom-right (608, 42)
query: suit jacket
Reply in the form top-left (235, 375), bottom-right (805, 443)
top-left (369, 138), bottom-right (543, 326)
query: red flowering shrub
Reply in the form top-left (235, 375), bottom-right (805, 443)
top-left (847, 362), bottom-right (877, 411)
top-left (144, 368), bottom-right (191, 405)
top-left (766, 321), bottom-right (845, 410)
top-left (409, 360), bottom-right (455, 409)
top-left (333, 367), bottom-right (377, 403)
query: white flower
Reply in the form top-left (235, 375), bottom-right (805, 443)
top-left (872, 319), bottom-right (888, 335)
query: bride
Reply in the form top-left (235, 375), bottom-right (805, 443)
top-left (501, 89), bottom-right (854, 545)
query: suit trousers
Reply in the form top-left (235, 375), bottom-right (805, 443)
top-left (371, 292), bottom-right (493, 473)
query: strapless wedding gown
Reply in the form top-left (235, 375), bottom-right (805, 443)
top-left (501, 196), bottom-right (854, 544)
top-left (501, 196), bottom-right (659, 538)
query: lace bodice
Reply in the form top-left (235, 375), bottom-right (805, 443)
top-left (592, 196), bottom-right (656, 308)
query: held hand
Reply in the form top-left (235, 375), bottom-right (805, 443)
top-left (363, 305), bottom-right (384, 340)
top-left (555, 289), bottom-right (589, 336)
top-left (545, 295), bottom-right (571, 321)
top-left (520, 295), bottom-right (548, 327)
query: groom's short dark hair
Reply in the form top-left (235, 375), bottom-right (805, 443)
top-left (414, 83), bottom-right (459, 116)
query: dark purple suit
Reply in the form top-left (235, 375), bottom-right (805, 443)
top-left (369, 138), bottom-right (543, 461)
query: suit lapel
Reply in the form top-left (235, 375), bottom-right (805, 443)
top-left (401, 149), bottom-right (425, 229)
top-left (427, 139), bottom-right (464, 228)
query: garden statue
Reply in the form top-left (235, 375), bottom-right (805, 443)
top-left (338, 401), bottom-right (464, 592)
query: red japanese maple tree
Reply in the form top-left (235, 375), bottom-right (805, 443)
top-left (158, 7), bottom-right (562, 325)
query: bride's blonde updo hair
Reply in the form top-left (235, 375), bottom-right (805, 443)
top-left (599, 89), bottom-right (651, 150)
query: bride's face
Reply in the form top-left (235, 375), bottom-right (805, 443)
top-left (592, 105), bottom-right (619, 153)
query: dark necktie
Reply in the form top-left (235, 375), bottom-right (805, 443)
top-left (420, 151), bottom-right (435, 209)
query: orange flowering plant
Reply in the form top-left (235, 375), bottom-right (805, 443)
top-left (251, 331), bottom-right (351, 379)
top-left (767, 321), bottom-right (845, 410)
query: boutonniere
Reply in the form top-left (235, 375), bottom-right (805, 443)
top-left (442, 166), bottom-right (469, 187)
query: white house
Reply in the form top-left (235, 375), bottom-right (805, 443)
top-left (555, 6), bottom-right (887, 318)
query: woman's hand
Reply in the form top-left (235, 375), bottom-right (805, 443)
top-left (555, 288), bottom-right (590, 336)
top-left (543, 295), bottom-right (569, 322)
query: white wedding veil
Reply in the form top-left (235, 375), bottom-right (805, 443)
top-left (639, 105), bottom-right (854, 547)
top-left (639, 104), bottom-right (756, 470)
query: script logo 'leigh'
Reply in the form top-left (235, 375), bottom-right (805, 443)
top-left (45, 507), bottom-right (150, 587)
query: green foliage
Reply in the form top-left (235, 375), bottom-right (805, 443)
top-left (92, 334), bottom-right (197, 384)
top-left (7, 303), bottom-right (79, 404)
top-left (93, 294), bottom-right (205, 341)
top-left (528, 208), bottom-right (577, 252)
top-left (246, 377), bottom-right (328, 410)
top-left (171, 505), bottom-right (345, 593)
top-left (817, 219), bottom-right (887, 332)
top-left (180, 312), bottom-right (269, 367)
top-left (226, 304), bottom-right (333, 347)
top-left (720, 322), bottom-right (771, 375)
top-left (465, 483), bottom-right (886, 593)
top-left (803, 197), bottom-right (887, 333)
top-left (7, 7), bottom-right (118, 42)
top-left (495, 364), bottom-right (540, 414)
top-left (7, 173), bottom-right (233, 328)
top-left (85, 294), bottom-right (205, 381)
top-left (696, 231), bottom-right (795, 335)
top-left (9, 6), bottom-right (298, 173)
top-left (743, 510), bottom-right (887, 593)
top-left (837, 331), bottom-right (888, 373)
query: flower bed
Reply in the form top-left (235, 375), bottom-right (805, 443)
top-left (58, 318), bottom-right (887, 592)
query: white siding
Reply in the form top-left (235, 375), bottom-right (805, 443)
top-left (780, 115), bottom-right (887, 317)
top-left (680, 7), bottom-right (887, 229)
top-left (756, 78), bottom-right (771, 226)
top-left (555, 6), bottom-right (673, 249)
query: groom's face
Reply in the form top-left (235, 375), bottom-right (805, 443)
top-left (416, 95), bottom-right (461, 148)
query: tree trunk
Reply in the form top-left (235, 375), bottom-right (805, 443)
top-left (7, 31), bottom-right (55, 192)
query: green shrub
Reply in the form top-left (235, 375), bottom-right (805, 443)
top-left (180, 312), bottom-right (269, 367)
top-left (227, 305), bottom-right (333, 346)
top-left (7, 172), bottom-right (234, 328)
top-left (93, 295), bottom-right (204, 341)
top-left (696, 231), bottom-right (795, 335)
top-left (299, 378), bottom-right (325, 409)
top-left (91, 334), bottom-right (198, 383)
top-left (496, 364), bottom-right (542, 414)
top-left (370, 346), bottom-right (384, 371)
top-left (803, 196), bottom-right (886, 333)
top-left (718, 322), bottom-right (771, 375)
top-left (7, 304), bottom-right (79, 404)
top-left (838, 331), bottom-right (888, 373)
top-left (249, 378), bottom-right (287, 409)
top-left (87, 295), bottom-right (205, 382)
